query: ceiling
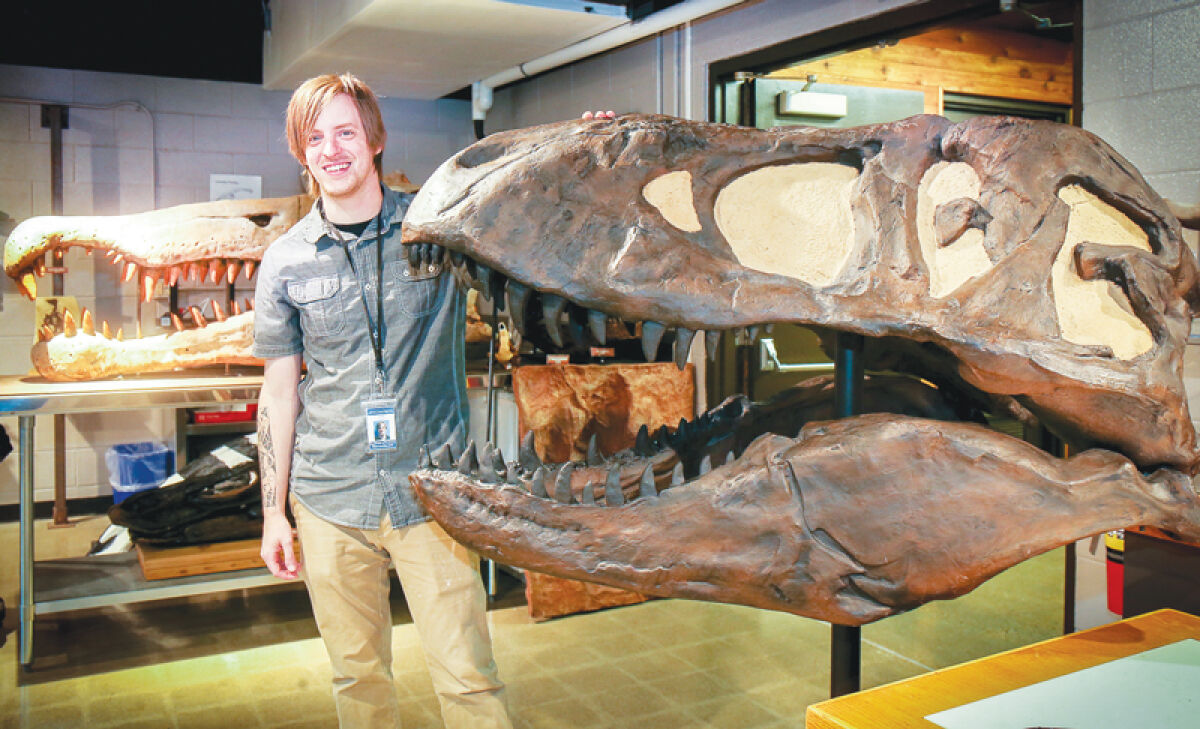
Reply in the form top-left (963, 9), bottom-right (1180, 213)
top-left (1, 1), bottom-right (1072, 100)
top-left (0, 0), bottom-right (677, 99)
top-left (263, 0), bottom-right (637, 99)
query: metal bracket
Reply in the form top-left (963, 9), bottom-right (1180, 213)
top-left (758, 338), bottom-right (835, 373)
top-left (39, 105), bottom-right (69, 130)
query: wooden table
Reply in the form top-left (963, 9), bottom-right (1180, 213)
top-left (806, 608), bottom-right (1200, 729)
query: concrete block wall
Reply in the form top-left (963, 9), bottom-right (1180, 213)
top-left (1076, 0), bottom-right (1200, 631)
top-left (0, 63), bottom-right (474, 505)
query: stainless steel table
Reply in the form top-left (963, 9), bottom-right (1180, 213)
top-left (0, 369), bottom-right (265, 669)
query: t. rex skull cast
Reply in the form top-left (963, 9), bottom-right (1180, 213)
top-left (4, 195), bottom-right (311, 379)
top-left (402, 113), bottom-right (1200, 625)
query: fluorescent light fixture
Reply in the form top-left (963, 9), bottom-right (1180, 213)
top-left (777, 91), bottom-right (848, 119)
top-left (495, 0), bottom-right (627, 16)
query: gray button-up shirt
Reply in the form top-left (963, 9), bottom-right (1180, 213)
top-left (252, 186), bottom-right (468, 529)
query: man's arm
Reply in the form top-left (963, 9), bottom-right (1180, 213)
top-left (258, 353), bottom-right (303, 579)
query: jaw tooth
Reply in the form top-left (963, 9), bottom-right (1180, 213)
top-left (245, 297), bottom-right (254, 312)
top-left (674, 327), bottom-right (696, 370)
top-left (541, 294), bottom-right (567, 348)
top-left (37, 325), bottom-right (52, 342)
top-left (226, 260), bottom-right (242, 284)
top-left (553, 463), bottom-right (575, 504)
top-left (588, 309), bottom-right (607, 345)
top-left (62, 309), bottom-right (76, 336)
top-left (418, 445), bottom-right (432, 469)
top-left (81, 308), bottom-right (95, 335)
top-left (166, 266), bottom-right (183, 287)
top-left (433, 443), bottom-right (455, 470)
top-left (102, 320), bottom-right (112, 339)
top-left (457, 440), bottom-right (479, 475)
top-left (243, 260), bottom-right (257, 280)
top-left (586, 434), bottom-right (603, 466)
top-left (671, 462), bottom-right (684, 486)
top-left (641, 321), bottom-right (666, 361)
top-left (635, 424), bottom-right (653, 457)
top-left (170, 312), bottom-right (184, 332)
top-left (580, 477), bottom-right (596, 505)
top-left (604, 467), bottom-right (623, 507)
top-left (122, 262), bottom-right (139, 284)
top-left (207, 259), bottom-right (226, 284)
top-left (506, 281), bottom-right (531, 331)
top-left (17, 271), bottom-right (36, 299)
top-left (33, 258), bottom-right (46, 276)
top-left (518, 430), bottom-right (541, 472)
top-left (189, 305), bottom-right (208, 328)
top-left (531, 467), bottom-right (548, 499)
top-left (116, 327), bottom-right (124, 341)
top-left (699, 454), bottom-right (712, 475)
top-left (706, 330), bottom-right (721, 362)
top-left (141, 270), bottom-right (159, 302)
top-left (231, 299), bottom-right (243, 316)
top-left (185, 262), bottom-right (202, 282)
top-left (211, 300), bottom-right (227, 322)
top-left (639, 466), bottom-right (658, 500)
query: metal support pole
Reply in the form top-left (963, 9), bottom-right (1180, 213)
top-left (19, 415), bottom-right (36, 668)
top-left (483, 308), bottom-right (499, 599)
top-left (831, 332), bottom-right (864, 697)
top-left (43, 104), bottom-right (70, 527)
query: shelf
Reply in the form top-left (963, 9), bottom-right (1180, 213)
top-left (34, 552), bottom-right (282, 614)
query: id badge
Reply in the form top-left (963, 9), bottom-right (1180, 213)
top-left (362, 396), bottom-right (399, 452)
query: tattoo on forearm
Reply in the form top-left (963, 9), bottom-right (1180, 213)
top-left (259, 405), bottom-right (278, 509)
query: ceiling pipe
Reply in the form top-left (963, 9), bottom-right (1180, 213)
top-left (472, 0), bottom-right (747, 131)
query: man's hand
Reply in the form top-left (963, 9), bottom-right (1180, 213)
top-left (261, 511), bottom-right (301, 579)
top-left (582, 110), bottom-right (616, 120)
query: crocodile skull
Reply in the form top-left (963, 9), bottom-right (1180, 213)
top-left (401, 113), bottom-right (1200, 625)
top-left (3, 195), bottom-right (310, 379)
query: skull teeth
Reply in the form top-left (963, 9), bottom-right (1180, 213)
top-left (445, 251), bottom-right (752, 365)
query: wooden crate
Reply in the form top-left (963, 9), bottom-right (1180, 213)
top-left (136, 536), bottom-right (299, 580)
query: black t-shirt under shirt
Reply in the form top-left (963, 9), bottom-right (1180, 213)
top-left (333, 219), bottom-right (372, 238)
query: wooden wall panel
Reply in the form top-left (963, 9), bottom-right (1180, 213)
top-left (770, 26), bottom-right (1072, 110)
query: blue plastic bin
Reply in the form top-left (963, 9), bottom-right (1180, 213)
top-left (106, 442), bottom-right (173, 503)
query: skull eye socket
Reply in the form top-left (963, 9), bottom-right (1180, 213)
top-left (1053, 185), bottom-right (1153, 359)
top-left (917, 162), bottom-right (993, 298)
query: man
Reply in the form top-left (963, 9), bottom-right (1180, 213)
top-left (253, 73), bottom-right (511, 729)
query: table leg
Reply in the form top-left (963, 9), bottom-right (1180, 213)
top-left (18, 414), bottom-right (35, 669)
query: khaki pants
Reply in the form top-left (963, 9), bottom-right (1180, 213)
top-left (293, 500), bottom-right (512, 729)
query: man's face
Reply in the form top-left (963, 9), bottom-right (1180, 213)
top-left (304, 93), bottom-right (381, 205)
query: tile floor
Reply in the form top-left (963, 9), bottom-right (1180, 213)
top-left (1, 513), bottom-right (1065, 728)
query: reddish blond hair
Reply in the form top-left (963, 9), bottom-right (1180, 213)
top-left (285, 73), bottom-right (387, 194)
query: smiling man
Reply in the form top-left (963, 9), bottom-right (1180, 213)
top-left (252, 73), bottom-right (511, 729)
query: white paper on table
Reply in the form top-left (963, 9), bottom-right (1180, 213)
top-left (926, 638), bottom-right (1200, 729)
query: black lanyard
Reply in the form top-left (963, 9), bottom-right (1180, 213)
top-left (334, 210), bottom-right (386, 387)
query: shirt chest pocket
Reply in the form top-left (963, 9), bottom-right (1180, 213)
top-left (386, 260), bottom-right (442, 317)
top-left (286, 275), bottom-right (347, 337)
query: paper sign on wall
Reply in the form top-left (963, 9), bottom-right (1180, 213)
top-left (210, 174), bottom-right (261, 201)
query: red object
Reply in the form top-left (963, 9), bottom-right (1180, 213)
top-left (193, 403), bottom-right (257, 424)
top-left (1106, 549), bottom-right (1124, 616)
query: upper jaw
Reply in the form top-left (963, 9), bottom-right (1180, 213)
top-left (4, 194), bottom-right (310, 300)
top-left (403, 114), bottom-right (1200, 473)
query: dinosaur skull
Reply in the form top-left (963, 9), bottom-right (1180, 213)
top-left (401, 113), bottom-right (1200, 624)
top-left (3, 195), bottom-right (311, 379)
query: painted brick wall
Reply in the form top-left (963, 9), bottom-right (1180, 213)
top-left (0, 64), bottom-right (473, 505)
